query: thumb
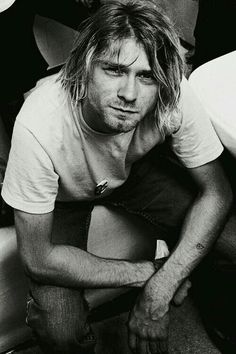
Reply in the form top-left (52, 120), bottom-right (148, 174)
top-left (172, 279), bottom-right (191, 306)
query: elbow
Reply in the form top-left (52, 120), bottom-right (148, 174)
top-left (217, 179), bottom-right (233, 215)
top-left (23, 257), bottom-right (46, 283)
top-left (21, 250), bottom-right (56, 284)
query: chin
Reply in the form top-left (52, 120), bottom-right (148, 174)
top-left (115, 123), bottom-right (137, 133)
top-left (104, 113), bottom-right (141, 133)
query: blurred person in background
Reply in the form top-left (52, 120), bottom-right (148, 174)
top-left (0, 0), bottom-right (99, 224)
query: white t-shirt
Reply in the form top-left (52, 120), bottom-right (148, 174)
top-left (2, 74), bottom-right (223, 214)
top-left (189, 51), bottom-right (236, 158)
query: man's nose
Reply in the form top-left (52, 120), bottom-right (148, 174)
top-left (117, 77), bottom-right (138, 102)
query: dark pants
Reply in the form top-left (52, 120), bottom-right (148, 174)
top-left (25, 150), bottom-right (235, 353)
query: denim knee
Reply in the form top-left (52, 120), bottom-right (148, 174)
top-left (26, 285), bottom-right (96, 353)
top-left (37, 316), bottom-right (96, 354)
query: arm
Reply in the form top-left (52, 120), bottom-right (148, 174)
top-left (128, 159), bottom-right (233, 354)
top-left (15, 209), bottom-right (155, 289)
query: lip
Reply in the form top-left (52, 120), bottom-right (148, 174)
top-left (111, 106), bottom-right (138, 114)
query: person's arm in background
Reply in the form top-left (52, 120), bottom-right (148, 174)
top-left (128, 159), bottom-right (232, 354)
top-left (33, 0), bottom-right (100, 30)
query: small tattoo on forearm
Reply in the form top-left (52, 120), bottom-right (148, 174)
top-left (196, 243), bottom-right (205, 250)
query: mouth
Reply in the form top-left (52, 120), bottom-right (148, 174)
top-left (111, 106), bottom-right (138, 114)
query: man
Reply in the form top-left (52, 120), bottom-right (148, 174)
top-left (2, 1), bottom-right (232, 353)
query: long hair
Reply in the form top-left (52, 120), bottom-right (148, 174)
top-left (59, 0), bottom-right (184, 132)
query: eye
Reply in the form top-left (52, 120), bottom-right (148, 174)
top-left (104, 66), bottom-right (124, 76)
top-left (138, 72), bottom-right (155, 84)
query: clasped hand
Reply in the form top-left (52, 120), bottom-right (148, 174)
top-left (128, 291), bottom-right (169, 354)
top-left (127, 279), bottom-right (191, 354)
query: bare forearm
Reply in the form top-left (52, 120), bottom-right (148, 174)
top-left (29, 243), bottom-right (155, 289)
top-left (15, 209), bottom-right (155, 290)
top-left (143, 190), bottom-right (232, 303)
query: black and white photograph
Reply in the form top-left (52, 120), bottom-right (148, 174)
top-left (0, 0), bottom-right (236, 353)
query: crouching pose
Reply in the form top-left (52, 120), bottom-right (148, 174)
top-left (2, 1), bottom-right (232, 353)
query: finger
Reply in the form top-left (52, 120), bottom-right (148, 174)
top-left (158, 339), bottom-right (168, 354)
top-left (173, 279), bottom-right (192, 306)
top-left (149, 341), bottom-right (160, 354)
top-left (137, 339), bottom-right (148, 354)
top-left (149, 340), bottom-right (168, 354)
top-left (128, 332), bottom-right (137, 353)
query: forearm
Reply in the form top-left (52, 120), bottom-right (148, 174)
top-left (143, 189), bottom-right (232, 304)
top-left (28, 243), bottom-right (155, 289)
top-left (15, 209), bottom-right (155, 290)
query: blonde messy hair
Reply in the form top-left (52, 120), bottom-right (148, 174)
top-left (59, 0), bottom-right (184, 133)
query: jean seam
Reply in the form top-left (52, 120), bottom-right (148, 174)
top-left (104, 200), bottom-right (169, 237)
top-left (83, 204), bottom-right (94, 252)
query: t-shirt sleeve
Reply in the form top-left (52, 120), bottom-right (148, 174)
top-left (2, 120), bottom-right (59, 214)
top-left (170, 77), bottom-right (223, 168)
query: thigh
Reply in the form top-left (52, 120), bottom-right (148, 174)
top-left (52, 201), bottom-right (93, 250)
top-left (105, 151), bottom-right (197, 248)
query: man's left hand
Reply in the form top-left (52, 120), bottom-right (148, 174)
top-left (128, 293), bottom-right (170, 354)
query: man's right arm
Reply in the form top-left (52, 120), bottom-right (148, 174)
top-left (15, 209), bottom-right (155, 289)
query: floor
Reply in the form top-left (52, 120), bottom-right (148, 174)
top-left (9, 297), bottom-right (220, 354)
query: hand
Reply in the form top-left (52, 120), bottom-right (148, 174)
top-left (172, 279), bottom-right (191, 306)
top-left (128, 294), bottom-right (169, 354)
top-left (153, 256), bottom-right (191, 307)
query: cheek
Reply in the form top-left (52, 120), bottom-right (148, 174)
top-left (140, 91), bottom-right (157, 112)
top-left (89, 82), bottom-right (113, 106)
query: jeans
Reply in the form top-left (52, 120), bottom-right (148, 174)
top-left (25, 149), bottom-right (202, 353)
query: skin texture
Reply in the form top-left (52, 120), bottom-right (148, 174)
top-left (127, 160), bottom-right (232, 353)
top-left (82, 39), bottom-right (158, 134)
top-left (14, 38), bottom-right (232, 354)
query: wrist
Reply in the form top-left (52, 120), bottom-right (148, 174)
top-left (143, 267), bottom-right (175, 306)
top-left (153, 256), bottom-right (168, 271)
top-left (132, 260), bottom-right (155, 288)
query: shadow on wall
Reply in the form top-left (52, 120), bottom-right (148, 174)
top-left (34, 15), bottom-right (76, 68)
top-left (159, 0), bottom-right (198, 46)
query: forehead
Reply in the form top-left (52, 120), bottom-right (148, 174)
top-left (98, 38), bottom-right (151, 70)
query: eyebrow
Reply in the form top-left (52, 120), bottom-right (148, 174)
top-left (98, 60), bottom-right (153, 76)
top-left (99, 60), bottom-right (129, 69)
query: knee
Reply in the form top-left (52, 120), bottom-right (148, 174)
top-left (31, 310), bottom-right (96, 353)
top-left (42, 318), bottom-right (95, 353)
top-left (26, 285), bottom-right (96, 353)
